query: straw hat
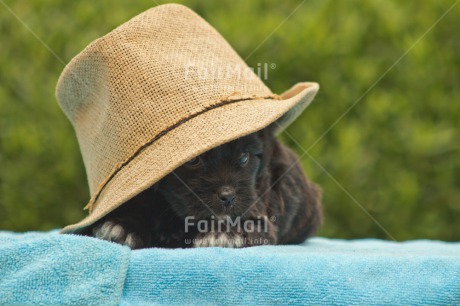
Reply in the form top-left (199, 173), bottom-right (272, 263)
top-left (58, 3), bottom-right (319, 234)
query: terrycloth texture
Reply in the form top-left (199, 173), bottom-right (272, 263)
top-left (0, 231), bottom-right (130, 306)
top-left (0, 231), bottom-right (458, 305)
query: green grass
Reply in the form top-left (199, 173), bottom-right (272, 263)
top-left (1, 0), bottom-right (459, 240)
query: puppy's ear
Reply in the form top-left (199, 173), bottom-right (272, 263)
top-left (268, 140), bottom-right (323, 242)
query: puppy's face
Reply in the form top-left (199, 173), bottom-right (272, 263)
top-left (158, 132), bottom-right (266, 219)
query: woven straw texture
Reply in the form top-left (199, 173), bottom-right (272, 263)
top-left (56, 4), bottom-right (319, 234)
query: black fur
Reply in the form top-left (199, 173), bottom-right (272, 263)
top-left (86, 126), bottom-right (322, 249)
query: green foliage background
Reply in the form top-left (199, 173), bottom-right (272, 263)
top-left (1, 0), bottom-right (459, 240)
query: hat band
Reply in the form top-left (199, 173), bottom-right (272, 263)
top-left (85, 94), bottom-right (280, 213)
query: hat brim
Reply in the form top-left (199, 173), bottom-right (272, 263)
top-left (60, 82), bottom-right (319, 234)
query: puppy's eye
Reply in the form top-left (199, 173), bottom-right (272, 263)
top-left (239, 152), bottom-right (249, 166)
top-left (186, 157), bottom-right (201, 168)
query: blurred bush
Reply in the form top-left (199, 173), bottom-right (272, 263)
top-left (0, 0), bottom-right (459, 240)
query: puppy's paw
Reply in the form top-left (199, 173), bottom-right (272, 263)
top-left (193, 232), bottom-right (244, 248)
top-left (92, 220), bottom-right (143, 249)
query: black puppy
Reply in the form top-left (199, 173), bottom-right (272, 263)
top-left (88, 126), bottom-right (322, 249)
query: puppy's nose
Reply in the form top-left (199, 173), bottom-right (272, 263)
top-left (217, 186), bottom-right (236, 207)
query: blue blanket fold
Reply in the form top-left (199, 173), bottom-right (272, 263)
top-left (0, 231), bottom-right (459, 305)
top-left (0, 231), bottom-right (130, 306)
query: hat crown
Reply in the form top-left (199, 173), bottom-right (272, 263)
top-left (56, 4), bottom-right (272, 195)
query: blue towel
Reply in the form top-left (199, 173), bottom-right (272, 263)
top-left (0, 231), bottom-right (458, 305)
